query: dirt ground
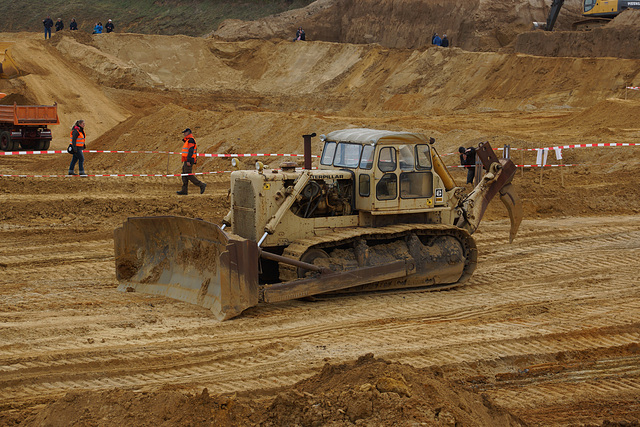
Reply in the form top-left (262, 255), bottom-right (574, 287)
top-left (1, 1), bottom-right (640, 426)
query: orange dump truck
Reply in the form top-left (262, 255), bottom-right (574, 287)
top-left (0, 99), bottom-right (59, 151)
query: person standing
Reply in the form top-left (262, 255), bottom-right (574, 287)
top-left (432, 33), bottom-right (442, 46)
top-left (43, 15), bottom-right (54, 39)
top-left (93, 22), bottom-right (103, 34)
top-left (459, 146), bottom-right (476, 185)
top-left (68, 120), bottom-right (87, 176)
top-left (105, 19), bottom-right (115, 33)
top-left (441, 34), bottom-right (450, 47)
top-left (177, 128), bottom-right (206, 195)
top-left (55, 18), bottom-right (64, 32)
top-left (69, 18), bottom-right (78, 31)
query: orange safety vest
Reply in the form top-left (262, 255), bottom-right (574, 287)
top-left (69, 127), bottom-right (86, 148)
top-left (181, 134), bottom-right (197, 163)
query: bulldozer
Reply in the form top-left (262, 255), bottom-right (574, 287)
top-left (114, 129), bottom-right (522, 321)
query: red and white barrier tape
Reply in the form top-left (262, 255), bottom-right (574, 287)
top-left (0, 142), bottom-right (637, 158)
top-left (0, 171), bottom-right (232, 178)
top-left (627, 86), bottom-right (640, 90)
top-left (449, 164), bottom-right (575, 169)
top-left (0, 149), bottom-right (318, 157)
top-left (512, 142), bottom-right (640, 152)
top-left (0, 163), bottom-right (575, 178)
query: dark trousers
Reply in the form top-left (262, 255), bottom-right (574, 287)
top-left (44, 27), bottom-right (51, 39)
top-left (69, 149), bottom-right (85, 174)
top-left (466, 166), bottom-right (475, 184)
top-left (181, 163), bottom-right (204, 193)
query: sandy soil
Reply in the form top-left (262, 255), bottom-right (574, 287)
top-left (1, 2), bottom-right (640, 425)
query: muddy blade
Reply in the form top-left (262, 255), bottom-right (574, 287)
top-left (499, 183), bottom-right (523, 243)
top-left (114, 216), bottom-right (259, 321)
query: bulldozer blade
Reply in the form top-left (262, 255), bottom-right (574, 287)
top-left (499, 183), bottom-right (523, 243)
top-left (114, 216), bottom-right (259, 321)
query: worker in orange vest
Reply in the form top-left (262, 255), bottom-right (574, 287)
top-left (68, 119), bottom-right (87, 176)
top-left (177, 128), bottom-right (206, 195)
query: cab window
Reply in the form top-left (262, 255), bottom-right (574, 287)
top-left (400, 172), bottom-right (433, 199)
top-left (359, 145), bottom-right (375, 170)
top-left (359, 174), bottom-right (370, 197)
top-left (378, 147), bottom-right (396, 172)
top-left (584, 0), bottom-right (595, 12)
top-left (376, 173), bottom-right (397, 200)
top-left (398, 145), bottom-right (414, 171)
top-left (320, 141), bottom-right (336, 166)
top-left (416, 145), bottom-right (432, 170)
top-left (333, 143), bottom-right (362, 168)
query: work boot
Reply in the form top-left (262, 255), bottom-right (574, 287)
top-left (68, 171), bottom-right (77, 176)
top-left (200, 183), bottom-right (207, 194)
top-left (176, 191), bottom-right (187, 195)
top-left (80, 172), bottom-right (87, 177)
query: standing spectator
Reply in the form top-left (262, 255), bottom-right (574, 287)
top-left (176, 128), bottom-right (206, 195)
top-left (68, 120), bottom-right (87, 176)
top-left (105, 19), bottom-right (115, 33)
top-left (69, 18), bottom-right (78, 31)
top-left (55, 18), bottom-right (64, 32)
top-left (432, 33), bottom-right (442, 46)
top-left (93, 22), bottom-right (103, 34)
top-left (459, 146), bottom-right (477, 185)
top-left (441, 34), bottom-right (450, 47)
top-left (294, 27), bottom-right (305, 41)
top-left (42, 15), bottom-right (54, 39)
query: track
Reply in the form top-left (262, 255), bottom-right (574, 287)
top-left (0, 181), bottom-right (638, 426)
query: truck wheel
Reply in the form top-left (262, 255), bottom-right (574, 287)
top-left (18, 140), bottom-right (36, 150)
top-left (0, 131), bottom-right (12, 151)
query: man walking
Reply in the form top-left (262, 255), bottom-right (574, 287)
top-left (68, 120), bottom-right (87, 176)
top-left (177, 128), bottom-right (206, 195)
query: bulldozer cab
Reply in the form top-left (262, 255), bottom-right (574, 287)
top-left (318, 129), bottom-right (450, 214)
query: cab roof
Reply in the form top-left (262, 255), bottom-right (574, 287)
top-left (324, 128), bottom-right (427, 145)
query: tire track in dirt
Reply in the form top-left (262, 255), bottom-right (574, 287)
top-left (0, 216), bottom-right (639, 412)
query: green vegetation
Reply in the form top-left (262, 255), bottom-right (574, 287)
top-left (0, 0), bottom-right (315, 37)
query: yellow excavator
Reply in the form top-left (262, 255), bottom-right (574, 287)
top-left (0, 46), bottom-right (19, 79)
top-left (533, 0), bottom-right (640, 31)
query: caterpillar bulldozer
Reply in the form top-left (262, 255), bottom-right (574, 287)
top-left (533, 0), bottom-right (640, 31)
top-left (114, 129), bottom-right (522, 321)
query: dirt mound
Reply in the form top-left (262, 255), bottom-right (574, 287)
top-left (609, 8), bottom-right (640, 28)
top-left (514, 25), bottom-right (640, 59)
top-left (265, 353), bottom-right (524, 426)
top-left (213, 0), bottom-right (584, 51)
top-left (21, 354), bottom-right (523, 426)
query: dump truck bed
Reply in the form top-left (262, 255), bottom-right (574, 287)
top-left (0, 104), bottom-right (59, 126)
